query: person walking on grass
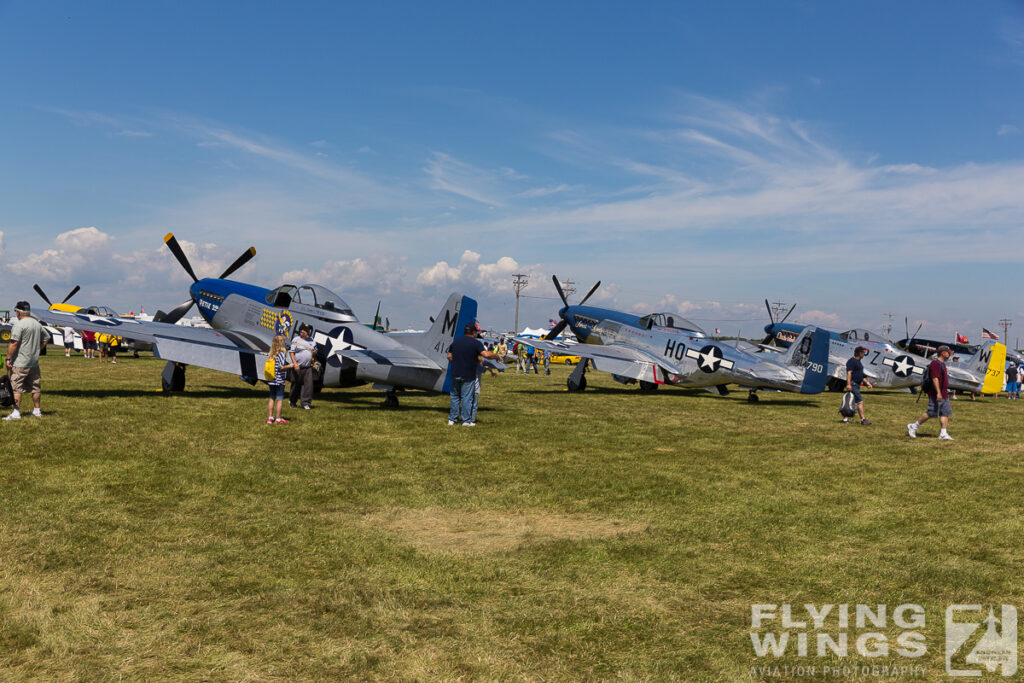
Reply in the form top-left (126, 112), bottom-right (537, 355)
top-left (843, 346), bottom-right (873, 424)
top-left (267, 334), bottom-right (296, 424)
top-left (908, 345), bottom-right (954, 440)
top-left (4, 301), bottom-right (43, 420)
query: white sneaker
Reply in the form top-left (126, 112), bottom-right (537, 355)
top-left (31, 409), bottom-right (41, 418)
top-left (4, 411), bottom-right (21, 421)
top-left (939, 433), bottom-right (954, 441)
top-left (907, 423), bottom-right (917, 438)
top-left (463, 422), bottom-right (476, 427)
top-left (448, 420), bottom-right (456, 426)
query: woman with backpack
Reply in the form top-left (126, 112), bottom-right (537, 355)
top-left (266, 334), bottom-right (296, 424)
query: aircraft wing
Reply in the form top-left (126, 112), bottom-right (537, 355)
top-left (32, 308), bottom-right (267, 380)
top-left (333, 348), bottom-right (442, 371)
top-left (514, 336), bottom-right (683, 380)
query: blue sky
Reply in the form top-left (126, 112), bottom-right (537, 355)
top-left (2, 1), bottom-right (1023, 342)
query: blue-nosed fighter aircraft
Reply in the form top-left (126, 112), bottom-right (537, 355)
top-left (763, 310), bottom-right (1006, 395)
top-left (515, 277), bottom-right (830, 402)
top-left (33, 234), bottom-right (479, 407)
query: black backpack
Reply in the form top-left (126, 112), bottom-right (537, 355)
top-left (839, 390), bottom-right (857, 417)
top-left (0, 373), bottom-right (13, 408)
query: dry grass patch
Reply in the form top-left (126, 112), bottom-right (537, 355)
top-left (360, 507), bottom-right (648, 554)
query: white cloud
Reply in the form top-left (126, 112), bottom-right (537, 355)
top-left (282, 256), bottom-right (408, 296)
top-left (0, 230), bottom-right (5, 257)
top-left (998, 124), bottom-right (1020, 136)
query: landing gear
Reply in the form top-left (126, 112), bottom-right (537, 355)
top-left (747, 391), bottom-right (760, 403)
top-left (567, 359), bottom-right (589, 392)
top-left (639, 380), bottom-right (658, 392)
top-left (383, 390), bottom-right (400, 409)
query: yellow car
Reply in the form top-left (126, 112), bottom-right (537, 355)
top-left (549, 352), bottom-right (582, 365)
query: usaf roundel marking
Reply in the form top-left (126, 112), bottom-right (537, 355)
top-left (685, 344), bottom-right (735, 373)
top-left (882, 354), bottom-right (921, 378)
top-left (315, 326), bottom-right (363, 368)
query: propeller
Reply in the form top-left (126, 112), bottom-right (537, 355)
top-left (157, 233), bottom-right (256, 324)
top-left (33, 284), bottom-right (81, 308)
top-left (545, 276), bottom-right (600, 340)
top-left (761, 298), bottom-right (796, 344)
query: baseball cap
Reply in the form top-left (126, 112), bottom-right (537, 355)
top-left (14, 301), bottom-right (30, 313)
top-left (937, 344), bottom-right (951, 354)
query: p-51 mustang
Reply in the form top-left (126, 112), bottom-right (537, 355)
top-left (515, 277), bottom-right (830, 402)
top-left (32, 284), bottom-right (154, 354)
top-left (763, 314), bottom-right (1006, 394)
top-left (34, 234), bottom-right (479, 407)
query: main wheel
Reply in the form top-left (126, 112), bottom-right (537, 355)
top-left (639, 381), bottom-right (658, 392)
top-left (747, 392), bottom-right (759, 403)
top-left (567, 375), bottom-right (587, 392)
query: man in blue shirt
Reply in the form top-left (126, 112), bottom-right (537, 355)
top-left (446, 325), bottom-right (496, 426)
top-left (844, 346), bottom-right (873, 425)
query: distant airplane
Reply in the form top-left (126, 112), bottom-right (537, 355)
top-left (34, 233), bottom-right (481, 407)
top-left (32, 284), bottom-right (153, 354)
top-left (515, 277), bottom-right (829, 402)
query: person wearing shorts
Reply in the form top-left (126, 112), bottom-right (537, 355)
top-left (844, 346), bottom-right (873, 424)
top-left (4, 301), bottom-right (43, 420)
top-left (908, 345), bottom-right (954, 440)
top-left (62, 325), bottom-right (76, 357)
top-left (81, 329), bottom-right (96, 358)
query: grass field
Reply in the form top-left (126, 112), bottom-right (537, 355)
top-left (2, 353), bottom-right (1022, 681)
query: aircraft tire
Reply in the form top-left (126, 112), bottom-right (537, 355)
top-left (747, 392), bottom-right (759, 403)
top-left (639, 381), bottom-right (658, 392)
top-left (567, 376), bottom-right (587, 392)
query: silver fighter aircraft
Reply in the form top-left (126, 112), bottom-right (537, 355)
top-left (515, 277), bottom-right (829, 402)
top-left (34, 234), bottom-right (481, 407)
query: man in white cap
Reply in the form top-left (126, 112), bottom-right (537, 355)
top-left (4, 301), bottom-right (43, 419)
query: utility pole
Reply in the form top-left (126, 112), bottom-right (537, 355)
top-left (561, 279), bottom-right (576, 301)
top-left (771, 300), bottom-right (787, 323)
top-left (1000, 318), bottom-right (1012, 343)
top-left (512, 273), bottom-right (529, 334)
top-left (882, 312), bottom-right (895, 340)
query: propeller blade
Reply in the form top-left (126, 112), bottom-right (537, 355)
top-left (552, 275), bottom-right (569, 307)
top-left (218, 246), bottom-right (257, 280)
top-left (911, 322), bottom-right (923, 342)
top-left (761, 333), bottom-right (775, 345)
top-left (62, 285), bottom-right (81, 304)
top-left (905, 317), bottom-right (910, 341)
top-left (578, 281), bottom-right (601, 306)
top-left (164, 233), bottom-right (199, 282)
top-left (33, 284), bottom-right (52, 307)
top-left (159, 299), bottom-right (195, 325)
top-left (778, 303), bottom-right (797, 325)
top-left (374, 300), bottom-right (382, 329)
top-left (764, 298), bottom-right (774, 325)
top-left (545, 320), bottom-right (568, 340)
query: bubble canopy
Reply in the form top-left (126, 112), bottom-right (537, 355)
top-left (265, 284), bottom-right (354, 316)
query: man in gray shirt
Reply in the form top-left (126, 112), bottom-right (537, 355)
top-left (5, 301), bottom-right (43, 419)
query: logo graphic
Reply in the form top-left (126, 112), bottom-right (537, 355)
top-left (946, 604), bottom-right (1017, 676)
top-left (686, 344), bottom-right (735, 373)
top-left (275, 311), bottom-right (293, 336)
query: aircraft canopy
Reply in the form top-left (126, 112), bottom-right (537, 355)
top-left (637, 313), bottom-right (706, 335)
top-left (839, 328), bottom-right (876, 342)
top-left (266, 284), bottom-right (354, 315)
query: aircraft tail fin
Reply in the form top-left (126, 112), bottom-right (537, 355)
top-left (780, 326), bottom-right (830, 394)
top-left (963, 339), bottom-right (1007, 394)
top-left (400, 292), bottom-right (478, 392)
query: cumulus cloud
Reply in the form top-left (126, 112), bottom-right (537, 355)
top-left (415, 251), bottom-right (541, 294)
top-left (281, 255), bottom-right (408, 296)
top-left (998, 124), bottom-right (1020, 136)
